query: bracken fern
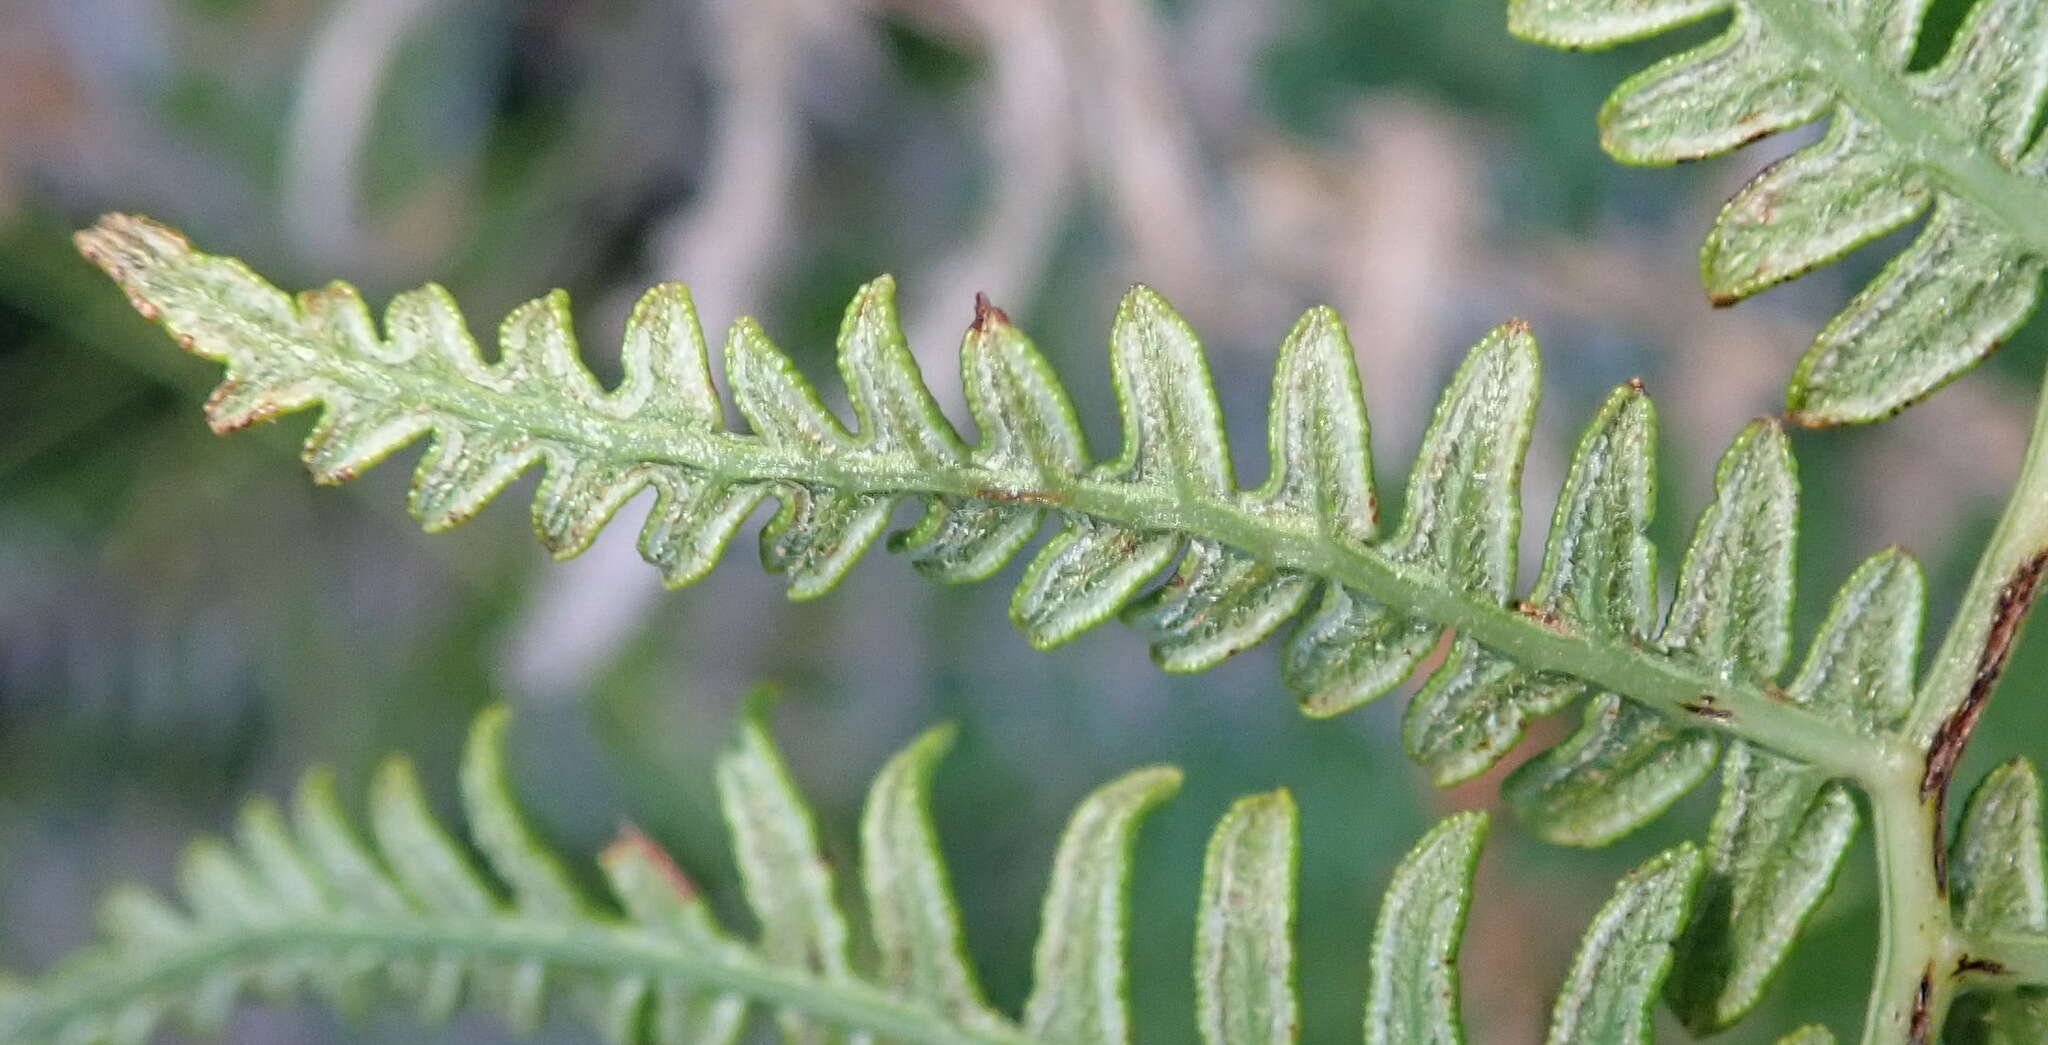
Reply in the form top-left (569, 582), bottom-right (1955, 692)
top-left (70, 212), bottom-right (2048, 1041)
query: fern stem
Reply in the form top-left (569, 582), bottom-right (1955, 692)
top-left (1853, 360), bottom-right (2048, 1045)
top-left (1865, 347), bottom-right (2048, 1043)
top-left (1, 918), bottom-right (1038, 1045)
top-left (330, 361), bottom-right (1879, 778)
top-left (1860, 771), bottom-right (1958, 1045)
top-left (200, 301), bottom-right (1886, 776)
top-left (1905, 361), bottom-right (2048, 753)
top-left (1748, 0), bottom-right (2048, 258)
top-left (727, 436), bottom-right (1873, 773)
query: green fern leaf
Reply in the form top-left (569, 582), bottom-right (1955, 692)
top-left (1194, 790), bottom-right (1298, 1045)
top-left (598, 833), bottom-right (748, 1044)
top-left (1363, 810), bottom-right (1487, 1045)
top-left (1947, 758), bottom-right (2048, 1042)
top-left (1545, 843), bottom-right (1705, 1045)
top-left (0, 705), bottom-right (1060, 1045)
top-left (718, 698), bottom-right (863, 1042)
top-left (1507, 418), bottom-right (1796, 846)
top-left (1285, 321), bottom-right (1538, 717)
top-left (1510, 0), bottom-right (2048, 424)
top-left (862, 725), bottom-right (1007, 1033)
top-left (1021, 764), bottom-right (1182, 1043)
top-left (1952, 759), bottom-right (2048, 939)
top-left (1404, 380), bottom-right (1655, 787)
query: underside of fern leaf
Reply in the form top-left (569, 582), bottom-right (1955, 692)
top-left (1510, 0), bottom-right (2048, 425)
top-left (0, 703), bottom-right (1710, 1045)
top-left (82, 214), bottom-right (1951, 1033)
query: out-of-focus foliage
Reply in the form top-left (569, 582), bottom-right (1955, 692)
top-left (0, 703), bottom-right (1710, 1045)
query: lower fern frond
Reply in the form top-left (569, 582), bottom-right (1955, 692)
top-left (1, 703), bottom-right (1725, 1045)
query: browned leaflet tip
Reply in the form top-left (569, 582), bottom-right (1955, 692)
top-left (601, 822), bottom-right (701, 900)
top-left (971, 292), bottom-right (1009, 333)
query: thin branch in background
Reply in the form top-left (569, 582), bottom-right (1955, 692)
top-left (280, 0), bottom-right (451, 271)
top-left (1057, 0), bottom-right (1229, 315)
top-left (899, 0), bottom-right (1077, 408)
top-left (645, 0), bottom-right (819, 332)
top-left (1330, 95), bottom-right (1486, 454)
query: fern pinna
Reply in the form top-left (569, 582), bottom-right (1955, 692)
top-left (1510, 0), bottom-right (2048, 427)
top-left (68, 211), bottom-right (2048, 1041)
top-left (0, 700), bottom-right (1759, 1045)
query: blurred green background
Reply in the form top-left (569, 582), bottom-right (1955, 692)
top-left (2, 0), bottom-right (2043, 1041)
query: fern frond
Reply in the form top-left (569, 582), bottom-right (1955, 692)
top-left (1510, 0), bottom-right (2048, 424)
top-left (0, 703), bottom-right (1710, 1044)
top-left (80, 215), bottom-right (1949, 1032)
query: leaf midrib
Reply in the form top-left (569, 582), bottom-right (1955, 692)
top-left (3, 916), bottom-right (1035, 1045)
top-left (304, 346), bottom-right (1883, 779)
top-left (1748, 0), bottom-right (2048, 254)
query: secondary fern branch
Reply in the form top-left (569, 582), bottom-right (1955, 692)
top-left (76, 215), bottom-right (1878, 780)
top-left (1966, 933), bottom-right (2048, 988)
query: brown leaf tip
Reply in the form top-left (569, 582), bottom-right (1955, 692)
top-left (600, 822), bottom-right (700, 901)
top-left (971, 292), bottom-right (1010, 333)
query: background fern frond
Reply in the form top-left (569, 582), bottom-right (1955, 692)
top-left (0, 703), bottom-right (1711, 1045)
top-left (81, 215), bottom-right (1962, 1034)
top-left (1510, 0), bottom-right (2048, 424)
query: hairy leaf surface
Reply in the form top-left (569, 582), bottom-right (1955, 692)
top-left (1363, 810), bottom-right (1487, 1044)
top-left (1195, 791), bottom-right (1298, 1045)
top-left (1545, 844), bottom-right (1705, 1045)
